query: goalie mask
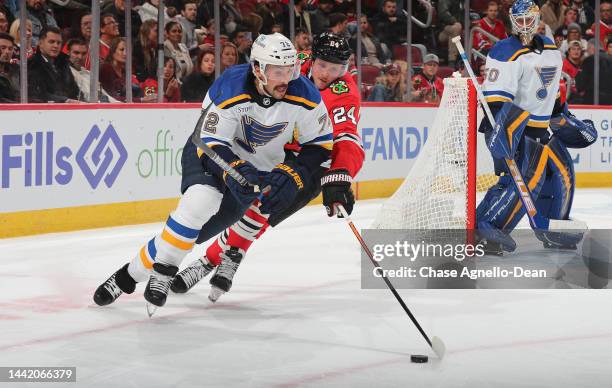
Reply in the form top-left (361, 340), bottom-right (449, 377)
top-left (250, 33), bottom-right (300, 86)
top-left (510, 0), bottom-right (541, 45)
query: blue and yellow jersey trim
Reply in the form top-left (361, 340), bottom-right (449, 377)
top-left (217, 93), bottom-right (252, 109)
top-left (484, 90), bottom-right (514, 103)
top-left (489, 36), bottom-right (558, 62)
top-left (282, 94), bottom-right (319, 110)
top-left (301, 133), bottom-right (333, 150)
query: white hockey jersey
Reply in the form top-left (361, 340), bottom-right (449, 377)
top-left (483, 35), bottom-right (562, 130)
top-left (198, 64), bottom-right (333, 171)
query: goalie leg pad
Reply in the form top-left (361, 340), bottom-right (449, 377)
top-left (484, 102), bottom-right (531, 160)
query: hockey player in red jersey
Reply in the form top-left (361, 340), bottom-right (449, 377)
top-left (171, 32), bottom-right (364, 301)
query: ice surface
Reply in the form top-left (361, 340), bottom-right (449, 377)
top-left (1, 189), bottom-right (612, 387)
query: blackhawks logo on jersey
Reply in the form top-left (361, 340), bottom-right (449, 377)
top-left (330, 80), bottom-right (349, 95)
top-left (297, 51), bottom-right (312, 65)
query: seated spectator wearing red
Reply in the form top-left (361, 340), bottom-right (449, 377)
top-left (181, 48), bottom-right (214, 102)
top-left (411, 53), bottom-right (444, 104)
top-left (367, 63), bottom-right (404, 102)
top-left (554, 7), bottom-right (578, 40)
top-left (437, 0), bottom-right (463, 66)
top-left (371, 0), bottom-right (407, 54)
top-left (99, 13), bottom-right (120, 64)
top-left (27, 26), bottom-right (79, 103)
top-left (133, 19), bottom-right (158, 83)
top-left (0, 32), bottom-right (19, 102)
top-left (163, 21), bottom-right (193, 81)
top-left (9, 18), bottom-right (34, 61)
top-left (573, 34), bottom-right (612, 104)
top-left (349, 14), bottom-right (388, 69)
top-left (100, 37), bottom-right (140, 102)
top-left (559, 23), bottom-right (587, 55)
top-left (562, 40), bottom-right (584, 96)
top-left (589, 1), bottom-right (611, 46)
top-left (473, 1), bottom-right (508, 52)
top-left (541, 0), bottom-right (567, 32)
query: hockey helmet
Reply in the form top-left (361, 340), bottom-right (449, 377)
top-left (250, 33), bottom-right (300, 85)
top-left (510, 0), bottom-right (540, 45)
top-left (312, 32), bottom-right (351, 65)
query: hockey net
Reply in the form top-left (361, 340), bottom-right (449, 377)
top-left (372, 77), bottom-right (498, 230)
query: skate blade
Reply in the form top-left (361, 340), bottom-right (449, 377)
top-left (146, 302), bottom-right (158, 318)
top-left (208, 287), bottom-right (226, 303)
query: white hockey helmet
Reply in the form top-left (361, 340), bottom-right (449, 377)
top-left (250, 33), bottom-right (300, 85)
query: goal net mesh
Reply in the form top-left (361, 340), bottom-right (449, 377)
top-left (372, 77), bottom-right (498, 229)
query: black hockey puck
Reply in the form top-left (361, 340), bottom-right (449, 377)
top-left (410, 354), bottom-right (428, 363)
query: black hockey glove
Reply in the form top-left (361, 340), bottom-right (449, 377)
top-left (223, 160), bottom-right (260, 207)
top-left (260, 160), bottom-right (307, 214)
top-left (321, 169), bottom-right (354, 217)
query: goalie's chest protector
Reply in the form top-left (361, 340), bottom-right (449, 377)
top-left (483, 35), bottom-right (563, 129)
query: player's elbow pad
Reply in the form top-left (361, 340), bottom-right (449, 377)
top-left (550, 108), bottom-right (597, 149)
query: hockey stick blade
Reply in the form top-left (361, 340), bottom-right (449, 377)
top-left (336, 205), bottom-right (446, 359)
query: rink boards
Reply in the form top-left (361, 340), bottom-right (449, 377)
top-left (1, 103), bottom-right (610, 237)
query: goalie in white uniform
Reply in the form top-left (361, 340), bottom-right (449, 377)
top-left (93, 33), bottom-right (333, 310)
top-left (476, 0), bottom-right (597, 253)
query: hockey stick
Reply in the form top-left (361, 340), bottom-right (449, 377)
top-left (336, 204), bottom-right (446, 360)
top-left (452, 36), bottom-right (586, 231)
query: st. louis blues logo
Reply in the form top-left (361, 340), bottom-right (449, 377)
top-left (535, 66), bottom-right (557, 100)
top-left (235, 116), bottom-right (288, 153)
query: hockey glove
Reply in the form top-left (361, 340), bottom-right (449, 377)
top-left (550, 105), bottom-right (597, 148)
top-left (321, 169), bottom-right (354, 217)
top-left (223, 160), bottom-right (260, 207)
top-left (260, 160), bottom-right (308, 214)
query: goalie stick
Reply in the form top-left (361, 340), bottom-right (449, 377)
top-left (452, 36), bottom-right (586, 231)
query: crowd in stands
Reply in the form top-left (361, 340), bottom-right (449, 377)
top-left (0, 0), bottom-right (609, 104)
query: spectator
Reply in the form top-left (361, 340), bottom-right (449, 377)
top-left (66, 38), bottom-right (118, 102)
top-left (157, 56), bottom-right (180, 102)
top-left (541, 0), bottom-right (567, 32)
top-left (0, 9), bottom-right (9, 33)
top-left (271, 24), bottom-right (282, 34)
top-left (559, 23), bottom-right (587, 55)
top-left (328, 13), bottom-right (349, 39)
top-left (177, 0), bottom-right (198, 53)
top-left (368, 63), bottom-right (404, 102)
top-left (220, 41), bottom-right (237, 72)
top-left (28, 26), bottom-right (79, 102)
top-left (181, 48), bottom-right (214, 102)
top-left (232, 27), bottom-right (251, 64)
top-left (573, 35), bottom-right (612, 104)
top-left (554, 7), bottom-right (578, 40)
top-left (137, 0), bottom-right (171, 24)
top-left (133, 19), bottom-right (158, 82)
top-left (310, 0), bottom-right (334, 36)
top-left (589, 1), bottom-right (611, 46)
top-left (221, 0), bottom-right (243, 36)
top-left (256, 0), bottom-right (283, 35)
top-left (293, 28), bottom-right (312, 51)
top-left (100, 37), bottom-right (139, 102)
top-left (371, 0), bottom-right (407, 51)
top-left (100, 13), bottom-right (120, 62)
top-left (26, 0), bottom-right (59, 47)
top-left (102, 0), bottom-right (141, 40)
top-left (282, 0), bottom-right (313, 36)
top-left (349, 15), bottom-right (388, 68)
top-left (572, 0), bottom-right (594, 34)
top-left (0, 32), bottom-right (19, 102)
top-left (562, 40), bottom-right (583, 96)
top-left (411, 53), bottom-right (444, 103)
top-left (498, 0), bottom-right (514, 35)
top-left (437, 0), bottom-right (463, 66)
top-left (197, 18), bottom-right (216, 46)
top-left (164, 20), bottom-right (193, 81)
top-left (473, 1), bottom-right (508, 53)
top-left (62, 13), bottom-right (92, 67)
top-left (609, 38), bottom-right (612, 56)
top-left (9, 18), bottom-right (34, 61)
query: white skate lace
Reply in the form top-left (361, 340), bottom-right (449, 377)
top-left (104, 274), bottom-right (123, 298)
top-left (215, 259), bottom-right (239, 281)
top-left (180, 259), bottom-right (211, 288)
top-left (149, 273), bottom-right (172, 295)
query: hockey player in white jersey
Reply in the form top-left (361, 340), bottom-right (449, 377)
top-left (476, 0), bottom-right (597, 253)
top-left (93, 33), bottom-right (333, 311)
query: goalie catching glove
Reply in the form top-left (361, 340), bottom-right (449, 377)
top-left (260, 160), bottom-right (308, 214)
top-left (223, 159), bottom-right (260, 206)
top-left (321, 169), bottom-right (354, 217)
